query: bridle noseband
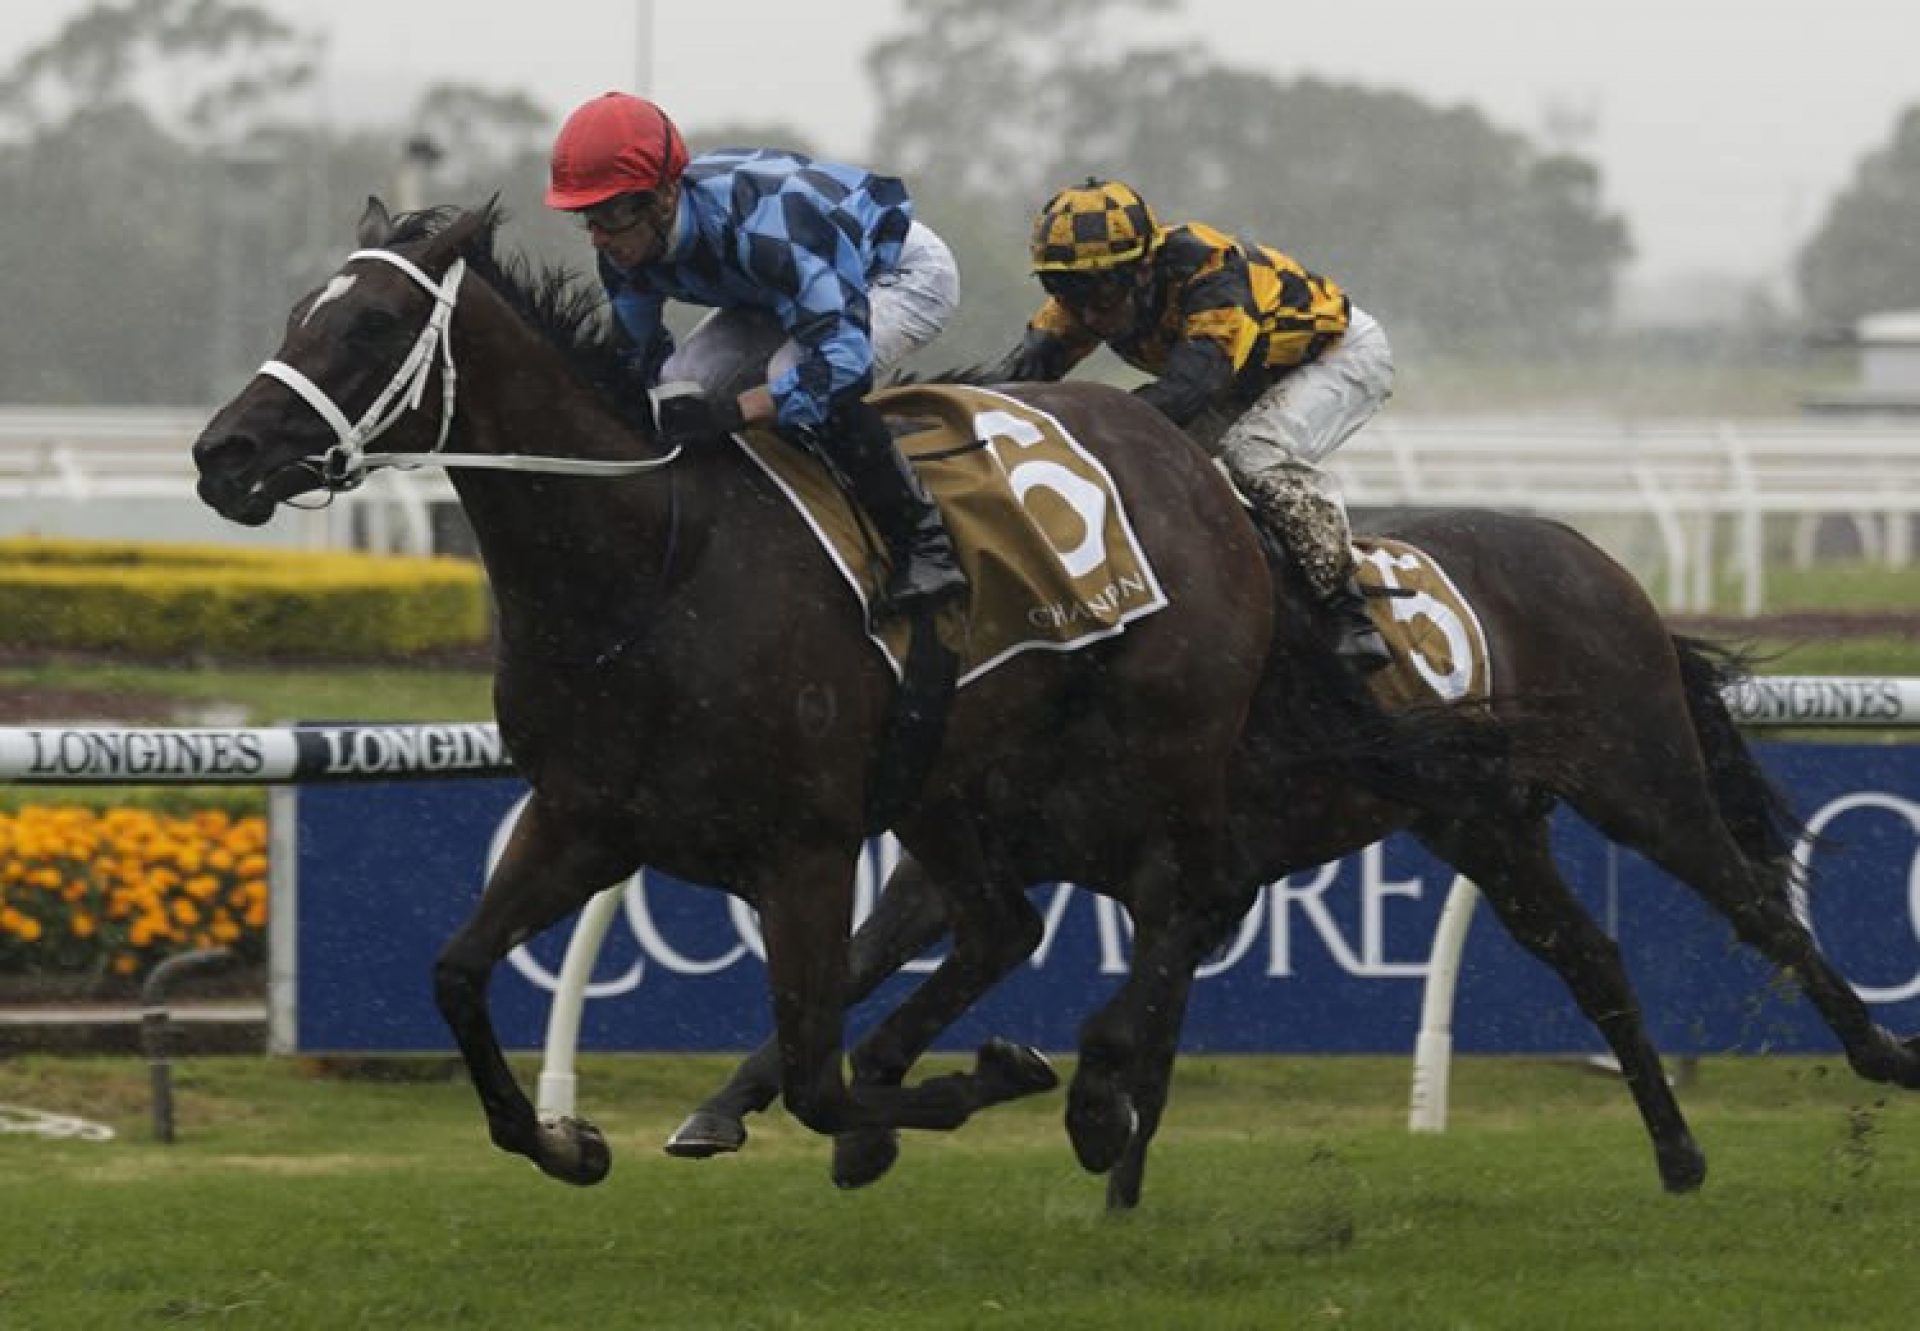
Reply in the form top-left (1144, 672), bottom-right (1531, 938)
top-left (251, 244), bottom-right (681, 495)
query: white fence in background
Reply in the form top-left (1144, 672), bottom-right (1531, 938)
top-left (4, 406), bottom-right (1918, 608)
top-left (1351, 417), bottom-right (1920, 614)
top-left (0, 405), bottom-right (451, 554)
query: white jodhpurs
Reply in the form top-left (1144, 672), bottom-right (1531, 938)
top-left (1207, 306), bottom-right (1394, 600)
top-left (1213, 305), bottom-right (1394, 477)
top-left (658, 221), bottom-right (961, 399)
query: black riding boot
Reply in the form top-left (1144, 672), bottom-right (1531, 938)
top-left (1323, 576), bottom-right (1393, 674)
top-left (830, 400), bottom-right (969, 618)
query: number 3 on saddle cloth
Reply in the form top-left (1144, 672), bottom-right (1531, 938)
top-left (1350, 538), bottom-right (1495, 712)
top-left (732, 384), bottom-right (1171, 688)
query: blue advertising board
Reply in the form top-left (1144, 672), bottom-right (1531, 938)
top-left (286, 743), bottom-right (1920, 1056)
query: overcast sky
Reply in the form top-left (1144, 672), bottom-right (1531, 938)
top-left (6, 0), bottom-right (1919, 292)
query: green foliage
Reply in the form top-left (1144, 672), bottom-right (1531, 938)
top-left (0, 1055), bottom-right (1915, 1328)
top-left (868, 0), bottom-right (1631, 363)
top-left (0, 2), bottom-right (588, 405)
top-left (0, 659), bottom-right (493, 725)
top-left (1798, 105), bottom-right (1920, 325)
top-left (0, 0), bottom-right (1651, 407)
top-left (0, 538), bottom-right (489, 659)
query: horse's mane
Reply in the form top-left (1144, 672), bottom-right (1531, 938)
top-left (386, 204), bottom-right (653, 431)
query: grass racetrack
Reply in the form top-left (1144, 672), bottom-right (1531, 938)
top-left (2, 1053), bottom-right (1916, 1329)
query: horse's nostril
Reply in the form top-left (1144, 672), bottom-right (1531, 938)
top-left (191, 431), bottom-right (258, 476)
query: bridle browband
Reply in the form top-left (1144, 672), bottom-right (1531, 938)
top-left (254, 245), bottom-right (681, 493)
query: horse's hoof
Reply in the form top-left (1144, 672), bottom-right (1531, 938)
top-left (1656, 1137), bottom-right (1707, 1194)
top-left (533, 1113), bottom-right (612, 1186)
top-left (663, 1109), bottom-right (748, 1159)
top-left (1850, 1030), bottom-right (1920, 1089)
top-left (977, 1038), bottom-right (1059, 1104)
top-left (832, 1128), bottom-right (901, 1190)
top-left (1066, 1078), bottom-right (1137, 1176)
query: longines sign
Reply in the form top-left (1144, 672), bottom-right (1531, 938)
top-left (0, 723), bottom-right (510, 784)
top-left (281, 742), bottom-right (1920, 1056)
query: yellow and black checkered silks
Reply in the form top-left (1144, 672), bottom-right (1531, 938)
top-left (1031, 222), bottom-right (1351, 384)
top-left (1029, 179), bottom-right (1160, 272)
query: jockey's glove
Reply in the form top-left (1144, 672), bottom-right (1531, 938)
top-left (652, 382), bottom-right (745, 447)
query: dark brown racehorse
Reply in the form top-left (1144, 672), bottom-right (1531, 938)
top-left (671, 503), bottom-right (1920, 1210)
top-left (190, 200), bottom-right (1318, 1183)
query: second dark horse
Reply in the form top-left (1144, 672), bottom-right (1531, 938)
top-left (669, 506), bottom-right (1920, 1209)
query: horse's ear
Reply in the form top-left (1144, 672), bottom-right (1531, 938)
top-left (420, 207), bottom-right (492, 271)
top-left (357, 196), bottom-right (395, 247)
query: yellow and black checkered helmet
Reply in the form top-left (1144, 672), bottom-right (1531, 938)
top-left (1030, 178), bottom-right (1160, 273)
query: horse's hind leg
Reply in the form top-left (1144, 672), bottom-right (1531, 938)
top-left (1574, 779), bottom-right (1920, 1090)
top-left (433, 797), bottom-right (641, 1184)
top-left (665, 854), bottom-right (955, 1160)
top-left (1415, 813), bottom-right (1708, 1193)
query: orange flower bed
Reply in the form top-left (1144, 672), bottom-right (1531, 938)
top-left (0, 806), bottom-right (267, 979)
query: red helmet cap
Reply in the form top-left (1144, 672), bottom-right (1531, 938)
top-left (546, 92), bottom-right (689, 210)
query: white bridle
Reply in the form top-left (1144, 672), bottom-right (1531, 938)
top-left (254, 246), bottom-right (679, 488)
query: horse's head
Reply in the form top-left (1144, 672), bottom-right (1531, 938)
top-left (193, 197), bottom-right (493, 525)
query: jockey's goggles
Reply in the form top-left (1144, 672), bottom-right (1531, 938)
top-left (1038, 267), bottom-right (1136, 313)
top-left (575, 192), bottom-right (662, 235)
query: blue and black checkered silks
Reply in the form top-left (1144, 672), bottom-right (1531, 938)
top-left (600, 149), bottom-right (914, 432)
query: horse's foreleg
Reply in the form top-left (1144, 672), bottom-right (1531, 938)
top-left (848, 828), bottom-right (1049, 1098)
top-left (665, 854), bottom-right (956, 1159)
top-left (1102, 866), bottom-right (1260, 1212)
top-left (832, 829), bottom-right (1053, 1189)
top-left (433, 799), bottom-right (639, 1184)
top-left (1065, 836), bottom-right (1226, 1199)
top-left (1097, 927), bottom-right (1207, 1212)
top-left (1418, 815), bottom-right (1707, 1193)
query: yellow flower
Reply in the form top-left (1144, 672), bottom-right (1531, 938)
top-left (0, 805), bottom-right (268, 972)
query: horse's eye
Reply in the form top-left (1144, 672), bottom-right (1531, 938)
top-left (351, 309), bottom-right (403, 342)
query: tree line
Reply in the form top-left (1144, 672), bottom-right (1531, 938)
top-left (0, 0), bottom-right (1911, 405)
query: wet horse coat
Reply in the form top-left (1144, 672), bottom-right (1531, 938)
top-left (671, 509), bottom-right (1920, 1210)
top-left (190, 202), bottom-right (1281, 1181)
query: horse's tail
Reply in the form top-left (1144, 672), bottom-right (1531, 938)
top-left (1670, 634), bottom-right (1803, 868)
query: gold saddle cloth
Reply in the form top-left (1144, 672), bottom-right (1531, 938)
top-left (733, 384), bottom-right (1169, 686)
top-left (1353, 536), bottom-right (1494, 710)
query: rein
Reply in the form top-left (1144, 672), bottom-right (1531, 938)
top-left (253, 246), bottom-right (681, 491)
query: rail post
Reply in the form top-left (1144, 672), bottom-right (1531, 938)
top-left (142, 947), bottom-right (234, 1143)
